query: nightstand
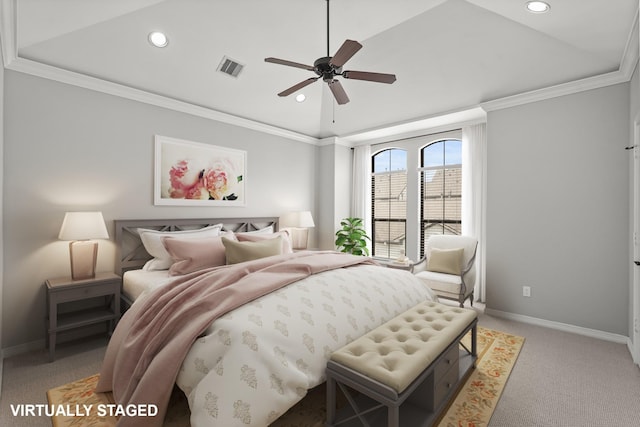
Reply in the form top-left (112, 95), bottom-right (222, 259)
top-left (46, 272), bottom-right (121, 362)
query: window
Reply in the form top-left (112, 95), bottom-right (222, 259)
top-left (420, 139), bottom-right (462, 257)
top-left (372, 148), bottom-right (407, 259)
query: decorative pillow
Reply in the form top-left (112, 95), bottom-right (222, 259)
top-left (138, 224), bottom-right (223, 271)
top-left (427, 247), bottom-right (464, 275)
top-left (222, 236), bottom-right (283, 265)
top-left (236, 230), bottom-right (293, 253)
top-left (162, 233), bottom-right (236, 276)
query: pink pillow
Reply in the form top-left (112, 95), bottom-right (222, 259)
top-left (236, 230), bottom-right (293, 253)
top-left (162, 233), bottom-right (237, 276)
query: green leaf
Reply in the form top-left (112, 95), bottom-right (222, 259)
top-left (334, 217), bottom-right (371, 256)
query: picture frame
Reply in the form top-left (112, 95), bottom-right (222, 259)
top-left (154, 135), bottom-right (246, 206)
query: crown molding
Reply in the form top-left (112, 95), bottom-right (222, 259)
top-left (0, 0), bottom-right (319, 147)
top-left (2, 0), bottom-right (639, 141)
top-left (481, 69), bottom-right (633, 113)
top-left (6, 56), bottom-right (320, 145)
top-left (0, 0), bottom-right (16, 67)
top-left (619, 4), bottom-right (639, 79)
top-left (482, 6), bottom-right (639, 113)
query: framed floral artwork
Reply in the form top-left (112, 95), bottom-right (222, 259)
top-left (154, 135), bottom-right (246, 206)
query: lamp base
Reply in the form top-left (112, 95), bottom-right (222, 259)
top-left (69, 240), bottom-right (98, 281)
top-left (288, 228), bottom-right (309, 250)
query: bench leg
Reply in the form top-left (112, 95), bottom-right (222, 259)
top-left (472, 323), bottom-right (478, 358)
top-left (326, 376), bottom-right (337, 425)
top-left (388, 404), bottom-right (400, 427)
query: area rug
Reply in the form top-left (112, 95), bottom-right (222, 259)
top-left (46, 327), bottom-right (524, 427)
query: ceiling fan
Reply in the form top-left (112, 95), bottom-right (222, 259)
top-left (264, 0), bottom-right (396, 105)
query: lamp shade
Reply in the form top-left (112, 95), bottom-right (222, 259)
top-left (280, 211), bottom-right (315, 228)
top-left (58, 212), bottom-right (109, 241)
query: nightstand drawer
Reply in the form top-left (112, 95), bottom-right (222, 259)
top-left (53, 281), bottom-right (118, 303)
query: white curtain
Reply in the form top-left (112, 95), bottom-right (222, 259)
top-left (462, 123), bottom-right (487, 302)
top-left (352, 144), bottom-right (372, 253)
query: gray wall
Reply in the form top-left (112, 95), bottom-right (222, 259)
top-left (1, 69), bottom-right (636, 352)
top-left (630, 63), bottom-right (640, 345)
top-left (0, 36), bottom-right (5, 388)
top-left (2, 71), bottom-right (319, 351)
top-left (486, 83), bottom-right (630, 335)
top-left (316, 141), bottom-right (352, 251)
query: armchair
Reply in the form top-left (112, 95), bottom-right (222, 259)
top-left (412, 235), bottom-right (478, 307)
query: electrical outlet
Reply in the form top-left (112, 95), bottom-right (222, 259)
top-left (523, 286), bottom-right (531, 297)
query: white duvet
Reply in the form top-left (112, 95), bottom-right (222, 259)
top-left (174, 264), bottom-right (436, 426)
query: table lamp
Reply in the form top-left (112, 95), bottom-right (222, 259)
top-left (58, 212), bottom-right (109, 280)
top-left (279, 211), bottom-right (315, 249)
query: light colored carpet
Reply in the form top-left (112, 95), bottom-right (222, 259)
top-left (2, 308), bottom-right (640, 426)
top-left (45, 327), bottom-right (523, 427)
top-left (478, 315), bottom-right (640, 427)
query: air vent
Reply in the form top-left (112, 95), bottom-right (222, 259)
top-left (217, 56), bottom-right (244, 78)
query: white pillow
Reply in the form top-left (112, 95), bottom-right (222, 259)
top-left (138, 224), bottom-right (223, 271)
top-left (238, 225), bottom-right (274, 235)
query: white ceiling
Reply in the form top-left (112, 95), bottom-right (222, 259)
top-left (4, 0), bottom-right (639, 140)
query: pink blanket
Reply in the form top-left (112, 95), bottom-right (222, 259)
top-left (95, 251), bottom-right (376, 427)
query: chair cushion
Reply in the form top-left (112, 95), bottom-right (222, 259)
top-left (427, 247), bottom-right (463, 275)
top-left (415, 270), bottom-right (463, 295)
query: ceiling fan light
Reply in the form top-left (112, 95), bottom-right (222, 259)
top-left (295, 94), bottom-right (306, 103)
top-left (526, 1), bottom-right (550, 13)
top-left (148, 31), bottom-right (168, 48)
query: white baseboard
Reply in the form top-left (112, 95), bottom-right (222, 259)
top-left (626, 339), bottom-right (638, 365)
top-left (1, 338), bottom-right (44, 359)
top-left (484, 308), bottom-right (629, 345)
top-left (1, 323), bottom-right (108, 359)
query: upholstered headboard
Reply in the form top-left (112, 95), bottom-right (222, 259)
top-left (114, 217), bottom-right (279, 276)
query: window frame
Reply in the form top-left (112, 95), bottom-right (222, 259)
top-left (419, 139), bottom-right (463, 258)
top-left (369, 130), bottom-right (462, 262)
top-left (371, 148), bottom-right (408, 259)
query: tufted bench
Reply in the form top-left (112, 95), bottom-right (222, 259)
top-left (326, 300), bottom-right (477, 427)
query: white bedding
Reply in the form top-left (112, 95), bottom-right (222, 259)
top-left (172, 263), bottom-right (437, 426)
top-left (122, 269), bottom-right (174, 301)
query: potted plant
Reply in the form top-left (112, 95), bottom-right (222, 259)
top-left (335, 217), bottom-right (371, 256)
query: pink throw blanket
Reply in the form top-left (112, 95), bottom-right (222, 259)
top-left (96, 251), bottom-right (376, 427)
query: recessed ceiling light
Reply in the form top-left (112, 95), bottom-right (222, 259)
top-left (295, 94), bottom-right (306, 103)
top-left (148, 31), bottom-right (168, 48)
top-left (526, 1), bottom-right (550, 13)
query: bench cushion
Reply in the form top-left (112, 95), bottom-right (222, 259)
top-left (329, 301), bottom-right (477, 393)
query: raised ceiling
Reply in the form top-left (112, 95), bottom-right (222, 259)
top-left (2, 0), bottom-right (638, 141)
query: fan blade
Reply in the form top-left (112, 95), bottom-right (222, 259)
top-left (277, 77), bottom-right (319, 97)
top-left (329, 40), bottom-right (362, 68)
top-left (328, 79), bottom-right (350, 105)
top-left (343, 70), bottom-right (397, 84)
top-left (265, 57), bottom-right (315, 71)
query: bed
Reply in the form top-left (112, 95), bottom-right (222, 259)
top-left (100, 217), bottom-right (437, 427)
top-left (114, 217), bottom-right (281, 307)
